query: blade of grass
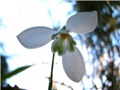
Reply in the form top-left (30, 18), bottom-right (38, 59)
top-left (1, 65), bottom-right (32, 83)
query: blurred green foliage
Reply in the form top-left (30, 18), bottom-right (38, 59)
top-left (1, 54), bottom-right (32, 90)
top-left (1, 64), bottom-right (32, 83)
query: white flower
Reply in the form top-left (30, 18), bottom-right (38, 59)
top-left (17, 11), bottom-right (98, 82)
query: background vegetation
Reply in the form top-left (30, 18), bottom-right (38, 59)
top-left (74, 1), bottom-right (120, 90)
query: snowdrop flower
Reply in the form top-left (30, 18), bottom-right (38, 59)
top-left (17, 11), bottom-right (97, 82)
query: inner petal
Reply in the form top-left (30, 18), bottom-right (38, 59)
top-left (66, 34), bottom-right (76, 52)
top-left (51, 37), bottom-right (66, 56)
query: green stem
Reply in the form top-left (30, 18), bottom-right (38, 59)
top-left (61, 25), bottom-right (66, 30)
top-left (48, 53), bottom-right (55, 90)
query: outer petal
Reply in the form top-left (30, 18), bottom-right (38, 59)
top-left (66, 11), bottom-right (98, 34)
top-left (17, 26), bottom-right (56, 49)
top-left (62, 47), bottom-right (85, 82)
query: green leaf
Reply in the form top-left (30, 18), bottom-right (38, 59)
top-left (1, 65), bottom-right (33, 83)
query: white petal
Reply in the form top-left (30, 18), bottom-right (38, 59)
top-left (62, 47), bottom-right (85, 82)
top-left (17, 26), bottom-right (56, 48)
top-left (66, 11), bottom-right (98, 34)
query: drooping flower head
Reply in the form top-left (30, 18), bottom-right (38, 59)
top-left (17, 11), bottom-right (98, 82)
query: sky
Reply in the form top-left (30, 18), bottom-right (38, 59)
top-left (0, 0), bottom-right (102, 90)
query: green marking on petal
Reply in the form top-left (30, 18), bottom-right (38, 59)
top-left (58, 40), bottom-right (66, 55)
top-left (51, 37), bottom-right (66, 56)
top-left (67, 34), bottom-right (76, 52)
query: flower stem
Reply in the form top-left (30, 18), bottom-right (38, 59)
top-left (48, 53), bottom-right (55, 90)
top-left (61, 25), bottom-right (66, 30)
